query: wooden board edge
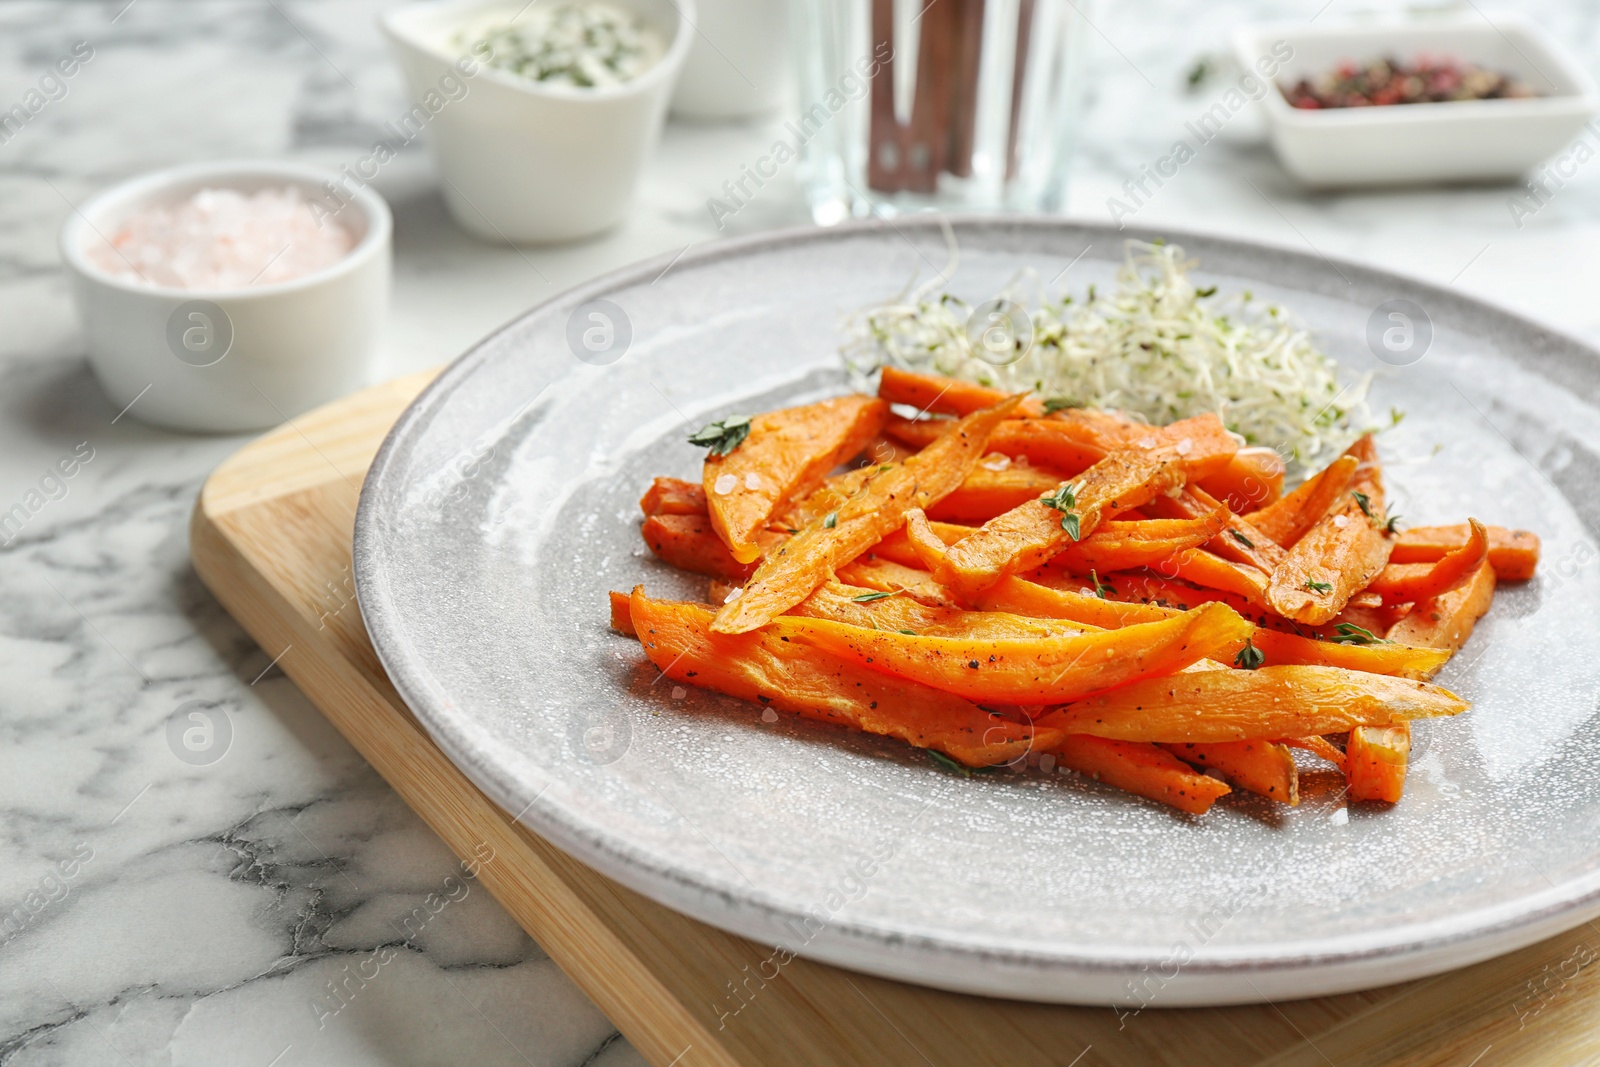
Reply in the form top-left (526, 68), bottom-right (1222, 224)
top-left (189, 495), bottom-right (742, 1067)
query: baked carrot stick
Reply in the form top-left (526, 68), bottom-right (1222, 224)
top-left (1146, 484), bottom-right (1285, 573)
top-left (640, 476), bottom-right (707, 516)
top-left (1159, 549), bottom-right (1273, 606)
top-left (928, 464), bottom-right (1071, 522)
top-left (1346, 723), bottom-right (1410, 803)
top-left (1054, 736), bottom-right (1232, 815)
top-left (886, 414), bottom-right (1104, 474)
top-left (701, 396), bottom-right (888, 564)
top-left (934, 452), bottom-right (1187, 602)
top-left (1366, 518), bottom-right (1488, 603)
top-left (1048, 513), bottom-right (1229, 575)
top-left (1035, 665), bottom-right (1468, 743)
top-left (1244, 628), bottom-right (1451, 681)
top-left (714, 395), bottom-right (1023, 634)
top-left (878, 366), bottom-right (1045, 417)
top-left (832, 557), bottom-right (960, 607)
top-left (789, 579), bottom-right (1092, 639)
top-left (1267, 438), bottom-right (1393, 625)
top-left (1161, 739), bottom-right (1299, 805)
top-left (1386, 559), bottom-right (1497, 654)
top-left (772, 601), bottom-right (1251, 705)
top-left (1247, 454), bottom-right (1359, 547)
top-left (609, 589), bottom-right (636, 635)
top-left (642, 514), bottom-right (757, 582)
top-left (1389, 523), bottom-right (1540, 582)
top-left (1283, 735), bottom-right (1346, 773)
top-left (1195, 447), bottom-right (1285, 514)
top-left (629, 589), bottom-right (1060, 767)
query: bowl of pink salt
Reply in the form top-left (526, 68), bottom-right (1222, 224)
top-left (61, 160), bottom-right (391, 432)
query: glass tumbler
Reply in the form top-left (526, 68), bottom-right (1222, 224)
top-left (789, 0), bottom-right (1089, 222)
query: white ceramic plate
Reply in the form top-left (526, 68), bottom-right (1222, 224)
top-left (354, 218), bottom-right (1600, 1005)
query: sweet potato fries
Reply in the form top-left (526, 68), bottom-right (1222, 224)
top-left (612, 370), bottom-right (1540, 815)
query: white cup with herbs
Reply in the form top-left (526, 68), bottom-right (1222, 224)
top-left (382, 0), bottom-right (695, 244)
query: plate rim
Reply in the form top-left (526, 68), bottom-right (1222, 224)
top-left (354, 214), bottom-right (1600, 1003)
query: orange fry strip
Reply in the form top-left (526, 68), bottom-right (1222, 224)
top-left (929, 464), bottom-right (1071, 523)
top-left (642, 514), bottom-right (757, 582)
top-left (703, 396), bottom-right (888, 564)
top-left (1267, 437), bottom-right (1393, 625)
top-left (772, 601), bottom-right (1251, 705)
top-left (790, 580), bottom-right (1096, 639)
top-left (1366, 518), bottom-right (1488, 603)
top-left (886, 415), bottom-right (1104, 474)
top-left (1048, 513), bottom-right (1228, 576)
top-left (1195, 447), bottom-right (1286, 514)
top-left (1036, 665), bottom-right (1468, 743)
top-left (1245, 628), bottom-right (1452, 682)
top-left (1054, 736), bottom-right (1232, 815)
top-left (640, 476), bottom-right (707, 516)
top-left (1282, 735), bottom-right (1346, 773)
top-left (714, 395), bottom-right (1023, 634)
top-left (629, 589), bottom-right (1060, 767)
top-left (1346, 724), bottom-right (1410, 803)
top-left (1386, 559), bottom-right (1497, 654)
top-left (832, 557), bottom-right (960, 607)
top-left (878, 366), bottom-right (1045, 417)
top-left (1389, 523), bottom-right (1540, 582)
top-left (1247, 454), bottom-right (1359, 547)
top-left (934, 452), bottom-right (1187, 602)
top-left (1147, 484), bottom-right (1285, 573)
top-left (1159, 549), bottom-right (1273, 606)
top-left (609, 590), bottom-right (637, 635)
top-left (1161, 740), bottom-right (1299, 805)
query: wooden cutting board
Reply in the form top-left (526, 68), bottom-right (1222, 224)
top-left (190, 370), bottom-right (1600, 1067)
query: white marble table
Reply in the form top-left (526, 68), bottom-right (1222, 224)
top-left (1, 1), bottom-right (1596, 1064)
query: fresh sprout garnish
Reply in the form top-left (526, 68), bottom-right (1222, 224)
top-left (841, 239), bottom-right (1376, 478)
top-left (687, 416), bottom-right (751, 456)
top-left (1234, 638), bottom-right (1266, 670)
top-left (1040, 484), bottom-right (1082, 540)
top-left (1331, 622), bottom-right (1391, 645)
top-left (1042, 396), bottom-right (1081, 415)
top-left (1305, 580), bottom-right (1333, 594)
top-left (1089, 569), bottom-right (1115, 599)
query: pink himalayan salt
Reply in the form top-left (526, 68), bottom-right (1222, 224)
top-left (88, 186), bottom-right (354, 290)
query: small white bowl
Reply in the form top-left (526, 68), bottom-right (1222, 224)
top-left (61, 160), bottom-right (392, 433)
top-left (380, 0), bottom-right (694, 244)
top-left (1235, 13), bottom-right (1600, 188)
top-left (670, 0), bottom-right (788, 121)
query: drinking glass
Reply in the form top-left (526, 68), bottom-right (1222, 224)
top-left (789, 0), bottom-right (1090, 222)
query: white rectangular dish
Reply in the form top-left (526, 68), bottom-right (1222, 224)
top-left (1234, 14), bottom-right (1599, 188)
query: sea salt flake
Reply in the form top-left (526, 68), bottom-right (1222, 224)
top-left (714, 474), bottom-right (738, 495)
top-left (761, 708), bottom-right (779, 723)
top-left (723, 586), bottom-right (743, 604)
top-left (743, 472), bottom-right (763, 490)
top-left (88, 185), bottom-right (354, 290)
top-left (1330, 807), bottom-right (1349, 826)
top-left (1174, 437), bottom-right (1194, 456)
top-left (1333, 514), bottom-right (1351, 528)
top-left (670, 686), bottom-right (687, 700)
top-left (1139, 436), bottom-right (1158, 449)
top-left (981, 454), bottom-right (1011, 472)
